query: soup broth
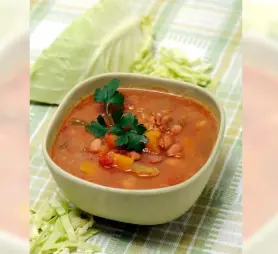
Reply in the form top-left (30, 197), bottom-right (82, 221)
top-left (51, 88), bottom-right (218, 190)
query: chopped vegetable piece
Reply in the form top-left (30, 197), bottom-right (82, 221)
top-left (53, 218), bottom-right (65, 235)
top-left (145, 129), bottom-right (161, 139)
top-left (75, 217), bottom-right (95, 236)
top-left (50, 198), bottom-right (68, 216)
top-left (60, 214), bottom-right (77, 242)
top-left (98, 144), bottom-right (110, 156)
top-left (30, 224), bottom-right (50, 253)
top-left (104, 133), bottom-right (117, 148)
top-left (112, 153), bottom-right (134, 171)
top-left (30, 194), bottom-right (101, 254)
top-left (33, 201), bottom-right (57, 229)
top-left (80, 161), bottom-right (97, 175)
top-left (99, 154), bottom-right (115, 168)
top-left (41, 231), bottom-right (62, 251)
top-left (68, 210), bottom-right (83, 229)
top-left (145, 130), bottom-right (161, 154)
top-left (132, 163), bottom-right (159, 177)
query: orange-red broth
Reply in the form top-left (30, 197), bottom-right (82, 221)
top-left (51, 89), bottom-right (218, 190)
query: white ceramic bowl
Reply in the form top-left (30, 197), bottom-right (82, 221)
top-left (43, 73), bottom-right (225, 225)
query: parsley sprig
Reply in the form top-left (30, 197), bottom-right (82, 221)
top-left (85, 79), bottom-right (148, 152)
top-left (85, 115), bottom-right (108, 138)
top-left (94, 79), bottom-right (124, 116)
top-left (110, 111), bottom-right (148, 152)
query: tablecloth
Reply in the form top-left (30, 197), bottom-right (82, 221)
top-left (30, 0), bottom-right (242, 253)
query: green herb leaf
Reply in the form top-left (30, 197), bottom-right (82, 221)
top-left (119, 113), bottom-right (147, 134)
top-left (85, 121), bottom-right (108, 138)
top-left (94, 79), bottom-right (120, 102)
top-left (120, 113), bottom-right (137, 129)
top-left (126, 132), bottom-right (148, 152)
top-left (112, 109), bottom-right (123, 124)
top-left (110, 113), bottom-right (148, 151)
top-left (115, 135), bottom-right (129, 146)
top-left (110, 125), bottom-right (125, 136)
top-left (94, 79), bottom-right (124, 116)
top-left (109, 91), bottom-right (124, 106)
top-left (135, 124), bottom-right (147, 135)
top-left (97, 115), bottom-right (107, 127)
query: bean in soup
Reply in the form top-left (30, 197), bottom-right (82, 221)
top-left (51, 81), bottom-right (218, 190)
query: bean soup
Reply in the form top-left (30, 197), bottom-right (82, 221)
top-left (51, 80), bottom-right (218, 190)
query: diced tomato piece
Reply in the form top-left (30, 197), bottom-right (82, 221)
top-left (104, 134), bottom-right (117, 148)
top-left (98, 144), bottom-right (111, 156)
top-left (99, 154), bottom-right (115, 168)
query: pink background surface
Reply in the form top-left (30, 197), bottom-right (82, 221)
top-left (243, 64), bottom-right (278, 239)
top-left (0, 68), bottom-right (29, 239)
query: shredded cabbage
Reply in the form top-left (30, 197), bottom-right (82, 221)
top-left (30, 194), bottom-right (100, 254)
top-left (130, 46), bottom-right (214, 87)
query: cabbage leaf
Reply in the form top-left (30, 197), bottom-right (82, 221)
top-left (30, 0), bottom-right (153, 104)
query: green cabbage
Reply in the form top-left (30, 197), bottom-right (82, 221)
top-left (30, 0), bottom-right (153, 104)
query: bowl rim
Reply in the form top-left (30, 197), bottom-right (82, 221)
top-left (42, 73), bottom-right (226, 195)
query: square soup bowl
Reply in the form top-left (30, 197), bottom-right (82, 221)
top-left (42, 73), bottom-right (225, 225)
